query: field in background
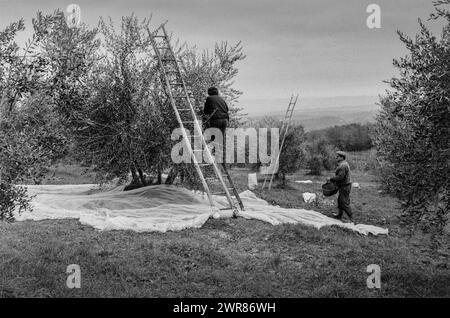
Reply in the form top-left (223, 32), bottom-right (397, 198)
top-left (346, 150), bottom-right (379, 173)
top-left (40, 163), bottom-right (98, 185)
top-left (1, 165), bottom-right (449, 298)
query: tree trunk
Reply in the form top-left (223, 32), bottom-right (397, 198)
top-left (137, 167), bottom-right (146, 186)
top-left (165, 166), bottom-right (178, 184)
top-left (157, 171), bottom-right (162, 185)
top-left (130, 166), bottom-right (140, 185)
top-left (0, 91), bottom-right (9, 119)
top-left (180, 168), bottom-right (185, 183)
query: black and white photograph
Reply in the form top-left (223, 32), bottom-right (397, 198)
top-left (0, 0), bottom-right (449, 304)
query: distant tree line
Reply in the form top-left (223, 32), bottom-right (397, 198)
top-left (307, 123), bottom-right (374, 152)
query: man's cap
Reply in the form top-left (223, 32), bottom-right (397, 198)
top-left (336, 151), bottom-right (346, 159)
top-left (207, 87), bottom-right (219, 96)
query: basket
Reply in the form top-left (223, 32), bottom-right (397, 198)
top-left (322, 181), bottom-right (338, 197)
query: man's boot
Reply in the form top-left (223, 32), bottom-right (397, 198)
top-left (332, 211), bottom-right (343, 220)
top-left (348, 214), bottom-right (355, 224)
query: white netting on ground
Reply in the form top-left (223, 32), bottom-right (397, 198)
top-left (15, 184), bottom-right (388, 236)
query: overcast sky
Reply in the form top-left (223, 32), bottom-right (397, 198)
top-left (0, 0), bottom-right (446, 112)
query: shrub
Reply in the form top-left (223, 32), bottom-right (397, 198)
top-left (252, 117), bottom-right (306, 183)
top-left (305, 137), bottom-right (336, 175)
top-left (0, 182), bottom-right (31, 221)
top-left (278, 124), bottom-right (306, 184)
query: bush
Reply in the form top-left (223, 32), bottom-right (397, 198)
top-left (308, 156), bottom-right (323, 175)
top-left (305, 137), bottom-right (335, 175)
top-left (0, 182), bottom-right (31, 221)
top-left (252, 117), bottom-right (306, 182)
top-left (278, 124), bottom-right (306, 184)
top-left (0, 105), bottom-right (63, 220)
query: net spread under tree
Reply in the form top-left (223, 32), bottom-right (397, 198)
top-left (0, 12), bottom-right (247, 220)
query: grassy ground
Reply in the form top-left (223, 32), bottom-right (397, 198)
top-left (1, 166), bottom-right (449, 297)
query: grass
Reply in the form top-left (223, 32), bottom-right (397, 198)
top-left (1, 165), bottom-right (449, 298)
top-left (254, 169), bottom-right (395, 228)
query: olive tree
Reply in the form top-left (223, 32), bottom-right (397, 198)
top-left (373, 1), bottom-right (450, 238)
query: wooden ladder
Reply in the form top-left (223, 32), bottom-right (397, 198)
top-left (148, 22), bottom-right (244, 215)
top-left (262, 94), bottom-right (299, 190)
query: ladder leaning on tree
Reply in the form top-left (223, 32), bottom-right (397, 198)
top-left (262, 94), bottom-right (299, 190)
top-left (147, 22), bottom-right (244, 216)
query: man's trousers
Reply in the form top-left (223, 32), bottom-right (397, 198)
top-left (337, 183), bottom-right (352, 218)
top-left (205, 118), bottom-right (228, 163)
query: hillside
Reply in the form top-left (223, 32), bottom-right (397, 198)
top-left (248, 104), bottom-right (379, 131)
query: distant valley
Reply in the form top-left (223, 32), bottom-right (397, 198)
top-left (238, 96), bottom-right (380, 131)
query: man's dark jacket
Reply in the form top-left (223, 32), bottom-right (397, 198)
top-left (203, 95), bottom-right (229, 121)
top-left (330, 160), bottom-right (351, 188)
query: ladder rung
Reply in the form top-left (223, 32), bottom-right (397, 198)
top-left (205, 177), bottom-right (231, 183)
top-left (199, 163), bottom-right (213, 166)
top-left (213, 192), bottom-right (227, 195)
top-left (153, 35), bottom-right (166, 38)
top-left (220, 207), bottom-right (234, 211)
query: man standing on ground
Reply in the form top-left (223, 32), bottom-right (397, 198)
top-left (203, 87), bottom-right (229, 163)
top-left (328, 151), bottom-right (354, 222)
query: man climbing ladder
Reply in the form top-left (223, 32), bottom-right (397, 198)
top-left (148, 22), bottom-right (244, 214)
top-left (203, 86), bottom-right (229, 163)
